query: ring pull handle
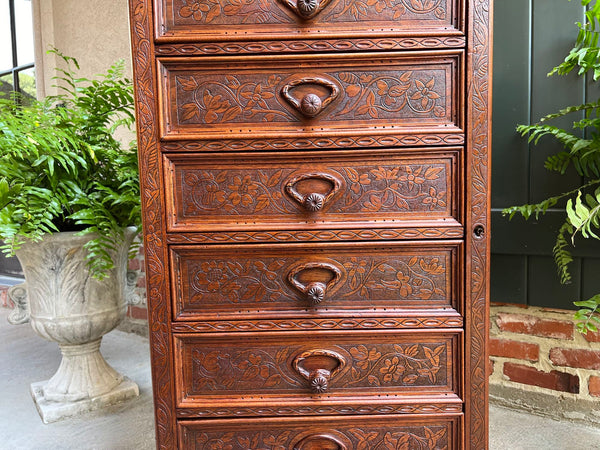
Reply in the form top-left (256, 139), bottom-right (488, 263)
top-left (285, 172), bottom-right (342, 212)
top-left (281, 76), bottom-right (340, 118)
top-left (293, 434), bottom-right (347, 450)
top-left (278, 0), bottom-right (334, 20)
top-left (293, 349), bottom-right (346, 393)
top-left (287, 262), bottom-right (342, 304)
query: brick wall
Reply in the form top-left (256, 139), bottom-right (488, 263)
top-left (125, 245), bottom-right (148, 324)
top-left (490, 304), bottom-right (600, 422)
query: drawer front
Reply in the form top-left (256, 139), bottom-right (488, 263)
top-left (165, 148), bottom-right (461, 232)
top-left (175, 330), bottom-right (461, 407)
top-left (157, 0), bottom-right (462, 42)
top-left (158, 52), bottom-right (462, 141)
top-left (171, 241), bottom-right (461, 320)
top-left (179, 415), bottom-right (461, 449)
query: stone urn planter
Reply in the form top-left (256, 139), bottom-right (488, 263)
top-left (10, 227), bottom-right (139, 423)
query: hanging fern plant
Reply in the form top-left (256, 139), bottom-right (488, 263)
top-left (503, 0), bottom-right (600, 332)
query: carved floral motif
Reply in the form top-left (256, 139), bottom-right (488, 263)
top-left (180, 251), bottom-right (449, 306)
top-left (173, 0), bottom-right (448, 25)
top-left (179, 162), bottom-right (448, 218)
top-left (187, 425), bottom-right (449, 449)
top-left (173, 68), bottom-right (447, 126)
top-left (188, 341), bottom-right (449, 393)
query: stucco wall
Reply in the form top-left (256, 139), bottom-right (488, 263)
top-left (32, 0), bottom-right (135, 146)
top-left (33, 0), bottom-right (132, 98)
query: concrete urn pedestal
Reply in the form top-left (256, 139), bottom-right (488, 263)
top-left (10, 228), bottom-right (139, 423)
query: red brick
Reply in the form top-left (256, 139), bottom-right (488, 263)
top-left (136, 276), bottom-right (147, 288)
top-left (496, 313), bottom-right (573, 340)
top-left (550, 348), bottom-right (600, 370)
top-left (589, 376), bottom-right (600, 397)
top-left (489, 338), bottom-right (539, 361)
top-left (0, 287), bottom-right (9, 308)
top-left (582, 329), bottom-right (600, 343)
top-left (128, 258), bottom-right (140, 271)
top-left (128, 305), bottom-right (148, 320)
top-left (503, 362), bottom-right (579, 393)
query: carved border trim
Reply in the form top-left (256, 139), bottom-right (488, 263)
top-left (161, 133), bottom-right (465, 152)
top-left (155, 37), bottom-right (467, 56)
top-left (171, 316), bottom-right (464, 333)
top-left (166, 227), bottom-right (465, 244)
top-left (129, 1), bottom-right (175, 448)
top-left (466, 0), bottom-right (491, 448)
top-left (176, 403), bottom-right (463, 418)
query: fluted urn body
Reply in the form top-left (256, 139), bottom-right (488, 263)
top-left (14, 227), bottom-right (139, 419)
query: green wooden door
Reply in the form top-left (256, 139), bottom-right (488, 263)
top-left (492, 0), bottom-right (600, 309)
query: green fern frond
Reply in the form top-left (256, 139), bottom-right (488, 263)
top-left (553, 222), bottom-right (575, 285)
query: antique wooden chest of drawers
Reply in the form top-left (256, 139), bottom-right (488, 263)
top-left (129, 0), bottom-right (491, 447)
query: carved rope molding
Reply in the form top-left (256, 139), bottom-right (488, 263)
top-left (171, 316), bottom-right (464, 333)
top-left (466, 0), bottom-right (491, 448)
top-left (129, 1), bottom-right (176, 448)
top-left (161, 133), bottom-right (465, 151)
top-left (165, 227), bottom-right (465, 243)
top-left (155, 37), bottom-right (467, 56)
top-left (176, 402), bottom-right (463, 417)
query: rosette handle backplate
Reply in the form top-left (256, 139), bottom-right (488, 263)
top-left (278, 0), bottom-right (334, 19)
top-left (281, 76), bottom-right (340, 118)
top-left (292, 349), bottom-right (346, 393)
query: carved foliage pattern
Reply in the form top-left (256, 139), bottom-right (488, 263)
top-left (129, 0), bottom-right (174, 448)
top-left (188, 341), bottom-right (450, 393)
top-left (186, 424), bottom-right (449, 449)
top-left (467, 0), bottom-right (492, 447)
top-left (178, 162), bottom-right (449, 218)
top-left (179, 251), bottom-right (449, 307)
top-left (171, 0), bottom-right (451, 26)
top-left (173, 68), bottom-right (447, 126)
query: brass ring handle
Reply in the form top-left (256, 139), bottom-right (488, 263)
top-left (284, 172), bottom-right (342, 212)
top-left (292, 349), bottom-right (346, 393)
top-left (278, 0), bottom-right (333, 20)
top-left (287, 262), bottom-right (342, 304)
top-left (281, 76), bottom-right (340, 118)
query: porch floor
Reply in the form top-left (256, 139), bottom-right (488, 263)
top-left (2, 306), bottom-right (600, 449)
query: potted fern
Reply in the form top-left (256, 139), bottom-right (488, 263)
top-left (0, 50), bottom-right (142, 422)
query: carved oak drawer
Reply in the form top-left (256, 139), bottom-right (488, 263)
top-left (174, 330), bottom-right (462, 413)
top-left (164, 148), bottom-right (461, 232)
top-left (178, 415), bottom-right (461, 448)
top-left (158, 51), bottom-right (463, 143)
top-left (156, 0), bottom-right (463, 45)
top-left (170, 241), bottom-right (462, 320)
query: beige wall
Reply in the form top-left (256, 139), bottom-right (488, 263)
top-left (33, 0), bottom-right (132, 99)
